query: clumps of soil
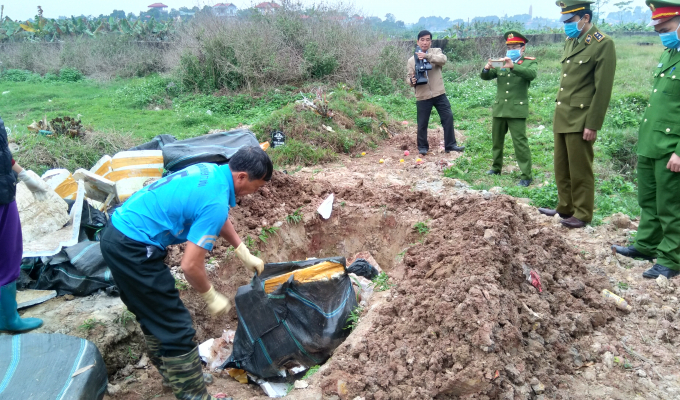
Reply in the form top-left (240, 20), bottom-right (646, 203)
top-left (319, 195), bottom-right (618, 399)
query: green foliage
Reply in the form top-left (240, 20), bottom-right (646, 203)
top-left (177, 40), bottom-right (243, 93)
top-left (301, 365), bottom-right (320, 380)
top-left (58, 68), bottom-right (84, 82)
top-left (504, 182), bottom-right (560, 209)
top-left (413, 221), bottom-right (430, 235)
top-left (114, 309), bottom-right (136, 326)
top-left (605, 93), bottom-right (647, 129)
top-left (344, 305), bottom-right (364, 330)
top-left (286, 208), bottom-right (303, 224)
top-left (371, 272), bottom-right (394, 292)
top-left (259, 227), bottom-right (279, 243)
top-left (304, 41), bottom-right (339, 78)
top-left (79, 318), bottom-right (105, 331)
top-left (0, 69), bottom-right (42, 82)
top-left (617, 281), bottom-right (630, 290)
top-left (175, 278), bottom-right (189, 291)
top-left (115, 75), bottom-right (174, 108)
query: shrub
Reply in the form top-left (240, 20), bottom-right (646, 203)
top-left (58, 68), bottom-right (84, 82)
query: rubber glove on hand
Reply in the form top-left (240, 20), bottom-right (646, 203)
top-left (17, 169), bottom-right (50, 201)
top-left (234, 242), bottom-right (264, 275)
top-left (199, 286), bottom-right (230, 316)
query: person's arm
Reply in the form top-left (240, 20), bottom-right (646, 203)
top-left (406, 57), bottom-right (416, 87)
top-left (480, 59), bottom-right (498, 80)
top-left (585, 39), bottom-right (616, 132)
top-left (219, 217), bottom-right (264, 275)
top-left (181, 242), bottom-right (211, 293)
top-left (12, 161), bottom-right (23, 174)
top-left (219, 218), bottom-right (241, 248)
top-left (511, 59), bottom-right (538, 81)
top-left (182, 242), bottom-right (231, 316)
top-left (425, 48), bottom-right (447, 66)
top-left (13, 161), bottom-right (50, 201)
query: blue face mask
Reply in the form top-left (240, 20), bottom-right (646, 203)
top-left (564, 18), bottom-right (584, 39)
top-left (506, 49), bottom-right (521, 61)
top-left (659, 25), bottom-right (680, 49)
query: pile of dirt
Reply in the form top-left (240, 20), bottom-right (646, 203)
top-left (318, 195), bottom-right (618, 399)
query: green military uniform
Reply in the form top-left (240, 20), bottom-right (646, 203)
top-left (480, 31), bottom-right (537, 180)
top-left (633, 0), bottom-right (680, 272)
top-left (553, 0), bottom-right (617, 223)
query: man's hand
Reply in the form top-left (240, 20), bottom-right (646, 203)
top-left (667, 153), bottom-right (680, 172)
top-left (17, 169), bottom-right (50, 201)
top-left (416, 52), bottom-right (427, 60)
top-left (234, 243), bottom-right (264, 275)
top-left (502, 57), bottom-right (514, 69)
top-left (199, 286), bottom-right (231, 316)
top-left (583, 128), bottom-right (597, 142)
top-left (485, 59), bottom-right (493, 70)
top-left (409, 75), bottom-right (417, 85)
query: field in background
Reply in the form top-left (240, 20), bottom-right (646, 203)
top-left (1, 34), bottom-right (660, 224)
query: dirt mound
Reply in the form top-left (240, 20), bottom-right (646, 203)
top-left (319, 195), bottom-right (617, 399)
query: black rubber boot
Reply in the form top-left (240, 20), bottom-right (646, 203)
top-left (611, 245), bottom-right (655, 261)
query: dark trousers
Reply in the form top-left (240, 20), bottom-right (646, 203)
top-left (100, 224), bottom-right (196, 356)
top-left (416, 94), bottom-right (456, 153)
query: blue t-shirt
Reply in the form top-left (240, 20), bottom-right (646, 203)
top-left (112, 163), bottom-right (236, 251)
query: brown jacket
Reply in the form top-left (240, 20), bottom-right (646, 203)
top-left (406, 48), bottom-right (447, 101)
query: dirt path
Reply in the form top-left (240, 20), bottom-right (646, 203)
top-left (91, 129), bottom-right (680, 400)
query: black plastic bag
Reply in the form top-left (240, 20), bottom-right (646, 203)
top-left (347, 258), bottom-right (379, 280)
top-left (128, 134), bottom-right (177, 151)
top-left (162, 129), bottom-right (260, 172)
top-left (222, 257), bottom-right (357, 380)
top-left (33, 241), bottom-right (115, 296)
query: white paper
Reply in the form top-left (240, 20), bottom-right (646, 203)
top-left (317, 193), bottom-right (334, 219)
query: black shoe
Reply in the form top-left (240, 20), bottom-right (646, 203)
top-left (518, 179), bottom-right (532, 187)
top-left (537, 208), bottom-right (572, 219)
top-left (419, 150), bottom-right (428, 156)
top-left (642, 264), bottom-right (680, 279)
top-left (611, 245), bottom-right (655, 261)
top-left (486, 170), bottom-right (500, 175)
top-left (445, 145), bottom-right (465, 153)
top-left (561, 216), bottom-right (587, 229)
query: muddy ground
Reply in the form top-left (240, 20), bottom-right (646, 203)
top-left (18, 129), bottom-right (680, 400)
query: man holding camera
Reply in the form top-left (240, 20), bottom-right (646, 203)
top-left (481, 31), bottom-right (537, 187)
top-left (538, 0), bottom-right (616, 228)
top-left (407, 30), bottom-right (464, 155)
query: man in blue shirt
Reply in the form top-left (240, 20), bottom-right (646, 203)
top-left (100, 146), bottom-right (272, 400)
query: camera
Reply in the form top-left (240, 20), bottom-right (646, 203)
top-left (413, 45), bottom-right (432, 85)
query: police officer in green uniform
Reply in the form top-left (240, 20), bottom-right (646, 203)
top-left (612, 0), bottom-right (680, 279)
top-left (481, 31), bottom-right (537, 187)
top-left (538, 0), bottom-right (617, 228)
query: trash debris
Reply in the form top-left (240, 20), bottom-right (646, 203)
top-left (294, 380), bottom-right (309, 389)
top-left (27, 115), bottom-right (84, 138)
top-left (206, 110), bottom-right (213, 115)
top-left (222, 257), bottom-right (356, 379)
top-left (379, 159), bottom-right (384, 164)
top-left (2, 91), bottom-right (9, 95)
top-left (399, 159), bottom-right (404, 163)
top-left (602, 289), bottom-right (632, 311)
top-left (361, 152), bottom-right (366, 156)
top-left (227, 368), bottom-right (249, 384)
top-left (656, 275), bottom-right (669, 289)
top-left (252, 376), bottom-right (289, 398)
top-left (404, 150), bottom-right (410, 156)
top-left (521, 264), bottom-right (543, 293)
top-left (317, 193), bottom-right (334, 220)
top-left (401, 121), bottom-right (409, 125)
top-left (16, 289), bottom-right (57, 309)
top-left (437, 159), bottom-right (453, 170)
top-left (16, 177), bottom-right (69, 243)
top-left (42, 169), bottom-right (79, 200)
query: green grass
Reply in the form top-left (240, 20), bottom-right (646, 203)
top-left (344, 305), bottom-right (364, 331)
top-left (413, 221), bottom-right (430, 235)
top-left (371, 272), bottom-right (394, 292)
top-left (285, 207), bottom-right (304, 224)
top-left (301, 365), bottom-right (320, 380)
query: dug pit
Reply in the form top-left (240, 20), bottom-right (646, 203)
top-left (100, 171), bottom-right (628, 399)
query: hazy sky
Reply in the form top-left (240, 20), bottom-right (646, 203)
top-left (3, 0), bottom-right (647, 23)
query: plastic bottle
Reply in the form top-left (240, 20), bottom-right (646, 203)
top-left (601, 289), bottom-right (632, 311)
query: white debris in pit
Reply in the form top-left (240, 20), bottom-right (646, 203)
top-left (294, 380), bottom-right (309, 389)
top-left (317, 193), bottom-right (334, 219)
top-left (16, 179), bottom-right (70, 243)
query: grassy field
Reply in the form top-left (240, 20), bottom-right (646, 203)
top-left (1, 35), bottom-right (660, 224)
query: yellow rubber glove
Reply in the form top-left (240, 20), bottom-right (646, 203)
top-left (234, 242), bottom-right (264, 275)
top-left (199, 286), bottom-right (230, 316)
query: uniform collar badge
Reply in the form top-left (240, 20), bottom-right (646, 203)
top-left (585, 34), bottom-right (592, 44)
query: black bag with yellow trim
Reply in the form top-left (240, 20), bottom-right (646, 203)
top-left (221, 257), bottom-right (357, 380)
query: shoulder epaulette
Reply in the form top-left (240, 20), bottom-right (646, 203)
top-left (524, 56), bottom-right (535, 60)
top-left (594, 31), bottom-right (605, 42)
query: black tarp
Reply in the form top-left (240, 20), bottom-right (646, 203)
top-left (128, 134), bottom-right (177, 151)
top-left (222, 257), bottom-right (357, 380)
top-left (22, 241), bottom-right (115, 296)
top-left (162, 129), bottom-right (260, 172)
top-left (0, 333), bottom-right (108, 399)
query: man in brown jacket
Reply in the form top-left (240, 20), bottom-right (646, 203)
top-left (407, 30), bottom-right (464, 155)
